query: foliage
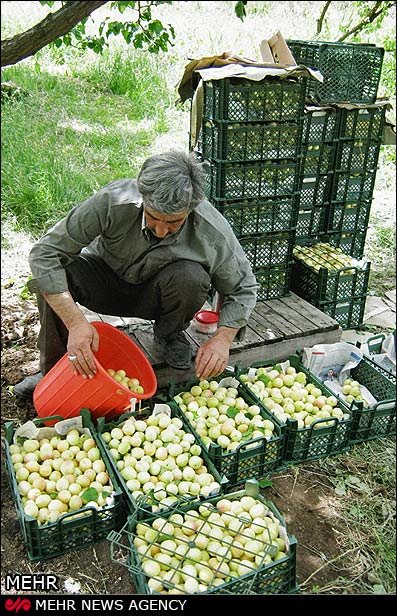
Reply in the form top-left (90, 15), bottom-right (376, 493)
top-left (1, 47), bottom-right (171, 237)
top-left (35, 1), bottom-right (248, 57)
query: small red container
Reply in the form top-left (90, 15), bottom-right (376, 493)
top-left (193, 310), bottom-right (219, 334)
top-left (33, 322), bottom-right (157, 421)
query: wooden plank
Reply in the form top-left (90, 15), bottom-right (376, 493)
top-left (131, 327), bottom-right (165, 365)
top-left (279, 294), bottom-right (339, 330)
top-left (254, 301), bottom-right (302, 338)
top-left (264, 298), bottom-right (319, 335)
top-left (248, 310), bottom-right (285, 343)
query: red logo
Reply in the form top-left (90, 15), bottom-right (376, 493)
top-left (5, 598), bottom-right (32, 613)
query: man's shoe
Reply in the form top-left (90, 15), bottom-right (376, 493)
top-left (154, 332), bottom-right (192, 370)
top-left (13, 372), bottom-right (42, 400)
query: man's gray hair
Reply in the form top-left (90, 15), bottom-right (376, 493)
top-left (137, 150), bottom-right (206, 214)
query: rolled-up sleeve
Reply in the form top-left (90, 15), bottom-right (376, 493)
top-left (28, 188), bottom-right (111, 295)
top-left (211, 239), bottom-right (258, 330)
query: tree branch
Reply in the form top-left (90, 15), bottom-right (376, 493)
top-left (317, 1), bottom-right (332, 35)
top-left (338, 1), bottom-right (391, 42)
top-left (1, 1), bottom-right (108, 67)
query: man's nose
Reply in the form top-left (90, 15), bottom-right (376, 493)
top-left (153, 223), bottom-right (169, 238)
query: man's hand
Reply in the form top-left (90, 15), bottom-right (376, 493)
top-left (195, 326), bottom-right (238, 380)
top-left (43, 290), bottom-right (100, 379)
top-left (67, 321), bottom-right (100, 378)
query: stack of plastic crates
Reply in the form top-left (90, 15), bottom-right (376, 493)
top-left (291, 243), bottom-right (371, 329)
top-left (325, 103), bottom-right (387, 258)
top-left (195, 76), bottom-right (307, 301)
top-left (286, 40), bottom-right (384, 105)
top-left (295, 105), bottom-right (339, 245)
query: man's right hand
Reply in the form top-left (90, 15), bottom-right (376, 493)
top-left (67, 321), bottom-right (100, 378)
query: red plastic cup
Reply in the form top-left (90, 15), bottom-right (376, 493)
top-left (33, 322), bottom-right (157, 421)
top-left (193, 310), bottom-right (219, 334)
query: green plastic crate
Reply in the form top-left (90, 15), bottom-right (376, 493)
top-left (296, 205), bottom-right (327, 245)
top-left (108, 480), bottom-right (299, 595)
top-left (291, 255), bottom-right (370, 304)
top-left (255, 264), bottom-right (292, 301)
top-left (237, 355), bottom-right (353, 464)
top-left (324, 228), bottom-right (368, 259)
top-left (2, 410), bottom-right (125, 562)
top-left (239, 232), bottom-right (293, 271)
top-left (169, 375), bottom-right (286, 488)
top-left (318, 296), bottom-right (368, 329)
top-left (203, 77), bottom-right (307, 122)
top-left (300, 106), bottom-right (338, 176)
top-left (338, 105), bottom-right (387, 141)
top-left (297, 174), bottom-right (333, 209)
top-left (326, 200), bottom-right (371, 234)
top-left (287, 39), bottom-right (384, 104)
top-left (93, 407), bottom-right (227, 518)
top-left (331, 169), bottom-right (377, 202)
top-left (333, 140), bottom-right (382, 174)
top-left (358, 333), bottom-right (396, 380)
top-left (199, 119), bottom-right (302, 162)
top-left (204, 160), bottom-right (300, 200)
top-left (212, 195), bottom-right (298, 237)
top-left (348, 355), bottom-right (396, 444)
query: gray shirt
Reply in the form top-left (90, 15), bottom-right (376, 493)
top-left (28, 179), bottom-right (258, 330)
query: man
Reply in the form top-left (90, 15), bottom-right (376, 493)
top-left (14, 150), bottom-right (258, 399)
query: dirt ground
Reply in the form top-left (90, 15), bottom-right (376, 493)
top-left (0, 231), bottom-right (371, 595)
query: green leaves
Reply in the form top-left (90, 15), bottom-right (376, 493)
top-left (81, 487), bottom-right (99, 503)
top-left (235, 1), bottom-right (248, 21)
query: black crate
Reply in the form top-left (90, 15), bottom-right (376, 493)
top-left (291, 256), bottom-right (370, 305)
top-left (2, 411), bottom-right (125, 561)
top-left (338, 105), bottom-right (387, 141)
top-left (287, 39), bottom-right (384, 104)
top-left (255, 264), bottom-right (292, 301)
top-left (204, 160), bottom-right (300, 200)
top-left (325, 228), bottom-right (368, 259)
top-left (237, 355), bottom-right (352, 464)
top-left (212, 196), bottom-right (298, 237)
top-left (109, 482), bottom-right (298, 595)
top-left (203, 77), bottom-right (307, 122)
top-left (239, 232), bottom-right (293, 271)
top-left (349, 355), bottom-right (396, 444)
top-left (198, 119), bottom-right (302, 162)
top-left (169, 375), bottom-right (286, 488)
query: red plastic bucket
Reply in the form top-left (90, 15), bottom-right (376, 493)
top-left (33, 322), bottom-right (157, 421)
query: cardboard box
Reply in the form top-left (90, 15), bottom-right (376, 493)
top-left (260, 31), bottom-right (297, 66)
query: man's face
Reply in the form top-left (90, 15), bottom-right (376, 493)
top-left (143, 204), bottom-right (189, 239)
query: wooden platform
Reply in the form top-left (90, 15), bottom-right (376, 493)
top-left (82, 292), bottom-right (341, 389)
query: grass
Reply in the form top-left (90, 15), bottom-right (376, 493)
top-left (301, 439), bottom-right (396, 595)
top-left (1, 46), bottom-right (172, 237)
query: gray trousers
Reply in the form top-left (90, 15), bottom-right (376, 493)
top-left (37, 255), bottom-right (211, 374)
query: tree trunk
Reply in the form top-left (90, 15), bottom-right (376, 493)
top-left (1, 1), bottom-right (108, 67)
